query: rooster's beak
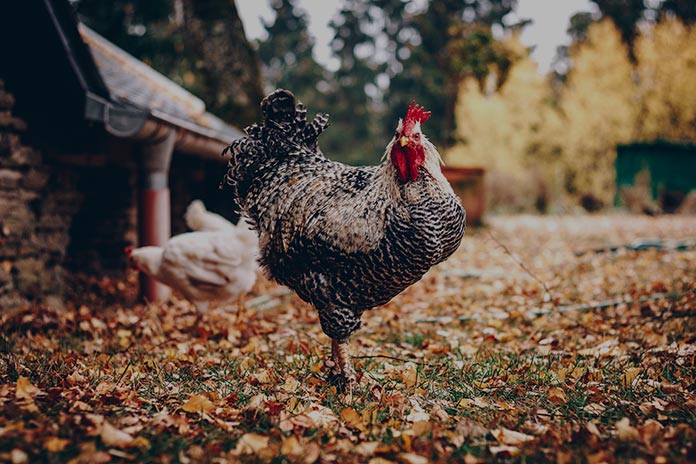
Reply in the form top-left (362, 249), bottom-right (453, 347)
top-left (399, 136), bottom-right (409, 147)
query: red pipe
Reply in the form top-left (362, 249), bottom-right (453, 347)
top-left (137, 130), bottom-right (175, 303)
top-left (138, 187), bottom-right (172, 302)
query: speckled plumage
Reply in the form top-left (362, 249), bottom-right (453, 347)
top-left (223, 89), bottom-right (465, 342)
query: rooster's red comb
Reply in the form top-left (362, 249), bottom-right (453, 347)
top-left (405, 100), bottom-right (431, 125)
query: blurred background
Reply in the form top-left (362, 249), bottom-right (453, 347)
top-left (0, 0), bottom-right (695, 310)
top-left (74, 0), bottom-right (696, 214)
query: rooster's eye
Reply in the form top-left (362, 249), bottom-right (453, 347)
top-left (414, 133), bottom-right (420, 140)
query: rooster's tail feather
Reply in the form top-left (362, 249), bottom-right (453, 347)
top-left (222, 89), bottom-right (330, 208)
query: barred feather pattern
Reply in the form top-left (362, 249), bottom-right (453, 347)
top-left (223, 89), bottom-right (466, 340)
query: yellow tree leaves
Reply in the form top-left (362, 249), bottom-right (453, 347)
top-left (450, 18), bottom-right (696, 208)
top-left (559, 20), bottom-right (636, 204)
top-left (635, 19), bottom-right (696, 142)
top-left (448, 35), bottom-right (555, 211)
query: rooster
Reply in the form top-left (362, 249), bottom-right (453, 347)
top-left (223, 90), bottom-right (466, 383)
top-left (127, 201), bottom-right (258, 316)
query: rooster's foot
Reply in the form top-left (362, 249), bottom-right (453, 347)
top-left (329, 339), bottom-right (357, 387)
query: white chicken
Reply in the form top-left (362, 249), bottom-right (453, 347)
top-left (127, 201), bottom-right (259, 316)
top-left (185, 199), bottom-right (238, 233)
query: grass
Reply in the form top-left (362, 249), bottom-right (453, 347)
top-left (1, 215), bottom-right (695, 463)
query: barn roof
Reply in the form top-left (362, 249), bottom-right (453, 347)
top-left (0, 0), bottom-right (243, 157)
top-left (79, 24), bottom-right (242, 145)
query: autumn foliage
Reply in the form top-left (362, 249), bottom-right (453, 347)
top-left (448, 19), bottom-right (696, 211)
top-left (1, 215), bottom-right (695, 462)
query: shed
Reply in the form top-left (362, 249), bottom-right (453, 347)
top-left (616, 141), bottom-right (696, 212)
top-left (0, 0), bottom-right (245, 310)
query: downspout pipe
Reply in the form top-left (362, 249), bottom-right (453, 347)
top-left (138, 129), bottom-right (175, 302)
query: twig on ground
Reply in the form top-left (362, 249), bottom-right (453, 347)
top-left (487, 231), bottom-right (552, 296)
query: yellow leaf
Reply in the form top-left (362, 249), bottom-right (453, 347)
top-left (340, 407), bottom-right (363, 430)
top-left (44, 437), bottom-right (70, 452)
top-left (1, 260), bottom-right (12, 274)
top-left (182, 394), bottom-right (215, 414)
top-left (101, 421), bottom-right (134, 448)
top-left (15, 376), bottom-right (42, 399)
top-left (547, 386), bottom-right (567, 404)
top-left (234, 433), bottom-right (269, 455)
top-left (623, 367), bottom-right (641, 387)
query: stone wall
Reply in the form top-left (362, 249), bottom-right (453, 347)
top-left (0, 78), bottom-right (237, 311)
top-left (0, 80), bottom-right (81, 309)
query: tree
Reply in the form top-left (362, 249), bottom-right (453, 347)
top-left (557, 20), bottom-right (636, 203)
top-left (382, 0), bottom-right (523, 147)
top-left (447, 37), bottom-right (559, 211)
top-left (323, 0), bottom-right (384, 164)
top-left (75, 0), bottom-right (263, 126)
top-left (571, 0), bottom-right (696, 54)
top-left (634, 18), bottom-right (696, 141)
top-left (257, 0), bottom-right (326, 103)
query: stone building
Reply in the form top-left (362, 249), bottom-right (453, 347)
top-left (0, 0), bottom-right (247, 310)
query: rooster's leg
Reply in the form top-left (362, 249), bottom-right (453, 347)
top-left (330, 339), bottom-right (356, 384)
top-left (235, 292), bottom-right (247, 323)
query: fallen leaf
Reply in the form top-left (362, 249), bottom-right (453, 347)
top-left (489, 444), bottom-right (521, 456)
top-left (616, 417), bottom-right (639, 441)
top-left (182, 394), bottom-right (215, 414)
top-left (234, 433), bottom-right (269, 455)
top-left (10, 448), bottom-right (28, 464)
top-left (283, 375), bottom-right (299, 392)
top-left (491, 427), bottom-right (535, 446)
top-left (547, 386), bottom-right (567, 403)
top-left (44, 437), bottom-right (70, 452)
top-left (398, 452), bottom-right (428, 464)
top-left (303, 441), bottom-right (321, 463)
top-left (340, 407), bottom-right (364, 431)
top-left (280, 435), bottom-right (303, 457)
top-left (638, 419), bottom-right (663, 446)
top-left (355, 442), bottom-right (380, 456)
top-left (101, 421), bottom-right (134, 448)
top-left (623, 367), bottom-right (641, 387)
top-left (583, 403), bottom-right (606, 415)
top-left (400, 364), bottom-right (418, 387)
top-left (15, 376), bottom-right (43, 399)
top-left (368, 458), bottom-right (397, 464)
top-left (586, 421), bottom-right (601, 437)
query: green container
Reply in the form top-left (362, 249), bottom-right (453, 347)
top-left (615, 141), bottom-right (696, 207)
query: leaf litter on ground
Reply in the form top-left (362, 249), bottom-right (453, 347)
top-left (0, 215), bottom-right (695, 463)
